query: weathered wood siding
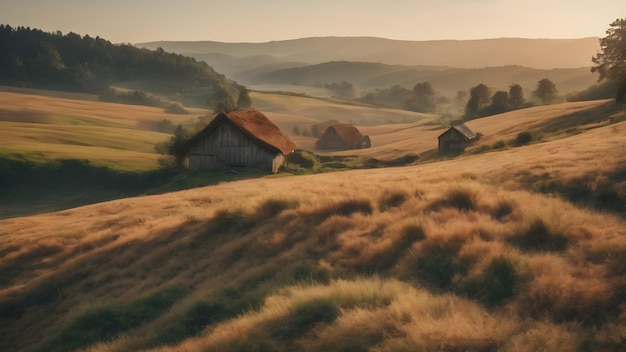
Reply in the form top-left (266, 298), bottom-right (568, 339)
top-left (189, 121), bottom-right (284, 172)
top-left (438, 129), bottom-right (469, 152)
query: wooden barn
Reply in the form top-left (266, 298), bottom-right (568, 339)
top-left (438, 123), bottom-right (478, 152)
top-left (315, 124), bottom-right (371, 150)
top-left (185, 110), bottom-right (296, 173)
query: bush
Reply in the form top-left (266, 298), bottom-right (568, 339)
top-left (515, 130), bottom-right (541, 146)
top-left (492, 139), bottom-right (507, 149)
top-left (286, 150), bottom-right (319, 169)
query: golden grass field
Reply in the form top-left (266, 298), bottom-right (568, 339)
top-left (0, 85), bottom-right (625, 351)
top-left (0, 90), bottom-right (205, 171)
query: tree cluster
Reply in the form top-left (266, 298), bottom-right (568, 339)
top-left (324, 81), bottom-right (357, 98)
top-left (0, 24), bottom-right (241, 107)
top-left (362, 82), bottom-right (438, 113)
top-left (592, 18), bottom-right (626, 103)
top-left (464, 79), bottom-right (559, 120)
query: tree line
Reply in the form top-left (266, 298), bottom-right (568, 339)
top-left (0, 24), bottom-right (243, 108)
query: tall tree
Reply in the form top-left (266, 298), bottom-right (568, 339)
top-left (236, 87), bottom-right (252, 110)
top-left (508, 84), bottom-right (525, 107)
top-left (212, 87), bottom-right (236, 113)
top-left (465, 83), bottom-right (490, 119)
top-left (406, 81), bottom-right (436, 112)
top-left (592, 18), bottom-right (626, 103)
top-left (533, 78), bottom-right (558, 105)
top-left (490, 91), bottom-right (510, 113)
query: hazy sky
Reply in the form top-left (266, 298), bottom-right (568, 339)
top-left (1, 0), bottom-right (623, 43)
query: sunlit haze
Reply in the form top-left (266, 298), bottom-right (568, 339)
top-left (1, 0), bottom-right (623, 43)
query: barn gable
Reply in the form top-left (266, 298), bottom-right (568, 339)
top-left (186, 110), bottom-right (296, 173)
top-left (315, 124), bottom-right (371, 150)
top-left (438, 123), bottom-right (478, 153)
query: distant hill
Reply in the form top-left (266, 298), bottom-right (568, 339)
top-left (250, 61), bottom-right (597, 97)
top-left (0, 25), bottom-right (243, 107)
top-left (137, 37), bottom-right (600, 99)
top-left (137, 37), bottom-right (600, 70)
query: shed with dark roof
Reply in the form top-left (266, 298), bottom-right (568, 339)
top-left (315, 124), bottom-right (371, 151)
top-left (186, 110), bottom-right (296, 173)
top-left (438, 123), bottom-right (478, 153)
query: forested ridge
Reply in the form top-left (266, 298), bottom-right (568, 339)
top-left (0, 25), bottom-right (242, 107)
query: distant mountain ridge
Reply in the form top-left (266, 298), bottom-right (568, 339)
top-left (137, 36), bottom-right (600, 70)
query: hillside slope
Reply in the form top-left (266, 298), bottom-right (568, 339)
top-left (1, 105), bottom-right (625, 351)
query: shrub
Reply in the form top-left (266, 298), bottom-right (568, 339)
top-left (515, 130), bottom-right (541, 146)
top-left (492, 139), bottom-right (507, 149)
top-left (286, 150), bottom-right (319, 169)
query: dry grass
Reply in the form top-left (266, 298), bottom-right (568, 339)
top-left (0, 91), bottom-right (203, 170)
top-left (1, 94), bottom-right (626, 351)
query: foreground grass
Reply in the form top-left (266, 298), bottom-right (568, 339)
top-left (1, 117), bottom-right (625, 351)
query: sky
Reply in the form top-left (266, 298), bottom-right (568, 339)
top-left (1, 0), bottom-right (624, 44)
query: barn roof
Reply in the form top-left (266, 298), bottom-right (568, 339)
top-left (439, 123), bottom-right (477, 140)
top-left (326, 124), bottom-right (364, 144)
top-left (187, 110), bottom-right (296, 155)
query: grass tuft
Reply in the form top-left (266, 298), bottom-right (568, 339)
top-left (315, 199), bottom-right (373, 219)
top-left (430, 185), bottom-right (480, 212)
top-left (378, 190), bottom-right (409, 211)
top-left (458, 256), bottom-right (518, 307)
top-left (508, 218), bottom-right (569, 252)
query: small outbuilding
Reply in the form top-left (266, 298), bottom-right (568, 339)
top-left (186, 110), bottom-right (296, 173)
top-left (438, 123), bottom-right (478, 153)
top-left (315, 124), bottom-right (371, 150)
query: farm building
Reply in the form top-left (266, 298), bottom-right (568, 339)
top-left (315, 124), bottom-right (371, 150)
top-left (438, 123), bottom-right (478, 152)
top-left (185, 110), bottom-right (296, 173)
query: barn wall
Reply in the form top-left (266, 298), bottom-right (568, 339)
top-left (316, 129), bottom-right (348, 150)
top-left (439, 129), bottom-right (469, 152)
top-left (189, 121), bottom-right (283, 172)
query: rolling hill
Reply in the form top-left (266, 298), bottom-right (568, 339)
top-left (137, 37), bottom-right (600, 70)
top-left (249, 61), bottom-right (598, 99)
top-left (1, 96), bottom-right (625, 351)
top-left (136, 37), bottom-right (601, 101)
